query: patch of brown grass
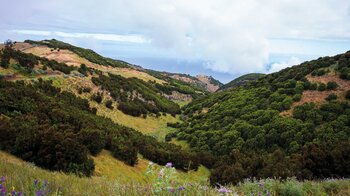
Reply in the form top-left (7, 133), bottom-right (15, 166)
top-left (282, 74), bottom-right (350, 116)
top-left (18, 43), bottom-right (165, 84)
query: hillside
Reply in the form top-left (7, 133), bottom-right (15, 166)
top-left (0, 40), bottom-right (218, 136)
top-left (168, 51), bottom-right (350, 185)
top-left (218, 73), bottom-right (265, 91)
top-left (0, 41), bottom-right (208, 182)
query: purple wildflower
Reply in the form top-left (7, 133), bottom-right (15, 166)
top-left (2, 187), bottom-right (6, 195)
top-left (36, 190), bottom-right (43, 196)
top-left (0, 177), bottom-right (5, 183)
top-left (11, 190), bottom-right (16, 196)
top-left (258, 192), bottom-right (261, 196)
top-left (0, 184), bottom-right (2, 189)
top-left (218, 187), bottom-right (232, 194)
top-left (34, 179), bottom-right (39, 185)
top-left (165, 162), bottom-right (173, 168)
top-left (267, 191), bottom-right (271, 196)
top-left (177, 186), bottom-right (185, 191)
top-left (169, 187), bottom-right (175, 193)
top-left (18, 192), bottom-right (23, 196)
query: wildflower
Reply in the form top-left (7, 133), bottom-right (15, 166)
top-left (259, 182), bottom-right (264, 189)
top-left (267, 191), bottom-right (271, 196)
top-left (11, 190), bottom-right (16, 196)
top-left (177, 186), bottom-right (185, 191)
top-left (1, 187), bottom-right (6, 195)
top-left (18, 192), bottom-right (23, 196)
top-left (36, 190), bottom-right (42, 196)
top-left (148, 161), bottom-right (153, 166)
top-left (34, 179), bottom-right (39, 185)
top-left (165, 162), bottom-right (172, 168)
top-left (169, 187), bottom-right (175, 193)
top-left (218, 187), bottom-right (232, 194)
top-left (0, 177), bottom-right (5, 183)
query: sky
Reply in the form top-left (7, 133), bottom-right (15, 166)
top-left (1, 0), bottom-right (350, 83)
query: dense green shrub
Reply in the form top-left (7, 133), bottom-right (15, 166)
top-left (91, 93), bottom-right (103, 103)
top-left (318, 83), bottom-right (326, 91)
top-left (326, 81), bottom-right (338, 90)
top-left (105, 100), bottom-right (113, 109)
top-left (325, 93), bottom-right (337, 101)
top-left (346, 90), bottom-right (350, 100)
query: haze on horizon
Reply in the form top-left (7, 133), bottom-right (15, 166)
top-left (1, 0), bottom-right (350, 83)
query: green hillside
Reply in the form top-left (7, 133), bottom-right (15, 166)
top-left (219, 73), bottom-right (265, 91)
top-left (168, 51), bottom-right (350, 185)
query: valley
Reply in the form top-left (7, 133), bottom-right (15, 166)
top-left (0, 40), bottom-right (349, 195)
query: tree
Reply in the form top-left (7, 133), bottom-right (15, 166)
top-left (78, 64), bottom-right (88, 76)
top-left (91, 93), bottom-right (103, 103)
top-left (105, 100), bottom-right (113, 109)
top-left (326, 93), bottom-right (337, 101)
top-left (318, 83), bottom-right (326, 91)
top-left (326, 81), bottom-right (338, 90)
top-left (346, 90), bottom-right (350, 100)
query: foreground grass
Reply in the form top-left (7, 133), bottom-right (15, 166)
top-left (1, 151), bottom-right (349, 195)
top-left (92, 150), bottom-right (210, 184)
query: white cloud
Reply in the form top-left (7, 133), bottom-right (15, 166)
top-left (2, 0), bottom-right (350, 75)
top-left (10, 30), bottom-right (148, 43)
top-left (268, 57), bottom-right (302, 73)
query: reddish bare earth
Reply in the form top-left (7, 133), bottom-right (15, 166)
top-left (281, 74), bottom-right (350, 116)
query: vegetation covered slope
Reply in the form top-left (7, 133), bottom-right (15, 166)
top-left (0, 43), bottom-right (200, 178)
top-left (24, 39), bottom-right (131, 68)
top-left (1, 151), bottom-right (348, 195)
top-left (168, 51), bottom-right (350, 185)
top-left (218, 73), bottom-right (265, 91)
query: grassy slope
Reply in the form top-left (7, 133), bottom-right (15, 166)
top-left (21, 45), bottom-right (165, 84)
top-left (50, 76), bottom-right (179, 139)
top-left (1, 151), bottom-right (349, 195)
top-left (92, 150), bottom-right (210, 184)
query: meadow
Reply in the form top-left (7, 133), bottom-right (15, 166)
top-left (1, 151), bottom-right (349, 195)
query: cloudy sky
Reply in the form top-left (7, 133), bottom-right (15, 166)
top-left (1, 0), bottom-right (350, 83)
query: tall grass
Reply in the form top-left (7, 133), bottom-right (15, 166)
top-left (1, 151), bottom-right (349, 195)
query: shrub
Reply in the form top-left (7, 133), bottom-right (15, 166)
top-left (78, 64), bottom-right (88, 76)
top-left (325, 93), bottom-right (337, 101)
top-left (326, 81), bottom-right (338, 90)
top-left (317, 83), bottom-right (326, 91)
top-left (292, 94), bottom-right (302, 101)
top-left (346, 90), bottom-right (350, 100)
top-left (91, 93), bottom-right (103, 103)
top-left (309, 83), bottom-right (318, 90)
top-left (311, 69), bottom-right (326, 76)
top-left (105, 100), bottom-right (113, 109)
